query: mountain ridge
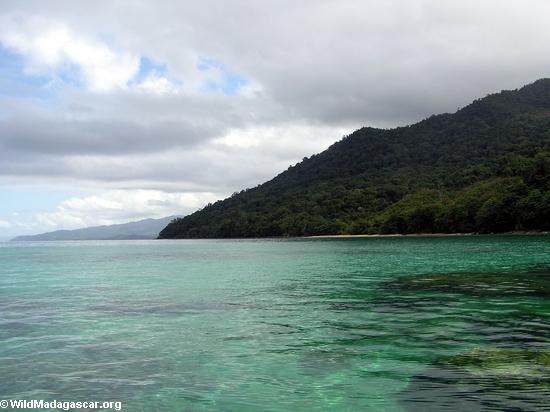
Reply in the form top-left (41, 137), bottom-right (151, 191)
top-left (12, 216), bottom-right (180, 241)
top-left (159, 79), bottom-right (550, 238)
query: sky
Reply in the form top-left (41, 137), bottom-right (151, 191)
top-left (1, 0), bottom-right (550, 239)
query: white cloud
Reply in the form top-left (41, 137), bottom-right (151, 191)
top-left (34, 190), bottom-right (220, 229)
top-left (214, 124), bottom-right (351, 152)
top-left (0, 14), bottom-right (257, 96)
top-left (0, 219), bottom-right (12, 228)
top-left (0, 17), bottom-right (139, 92)
top-left (136, 73), bottom-right (180, 95)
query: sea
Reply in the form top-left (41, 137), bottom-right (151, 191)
top-left (1, 236), bottom-right (549, 411)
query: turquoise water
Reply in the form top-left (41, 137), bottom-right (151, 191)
top-left (1, 236), bottom-right (549, 411)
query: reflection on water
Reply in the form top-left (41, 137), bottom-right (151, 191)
top-left (0, 236), bottom-right (549, 411)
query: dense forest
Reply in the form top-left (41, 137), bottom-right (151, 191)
top-left (159, 79), bottom-right (550, 238)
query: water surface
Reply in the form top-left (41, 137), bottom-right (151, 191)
top-left (1, 236), bottom-right (549, 411)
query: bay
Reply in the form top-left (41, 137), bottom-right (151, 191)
top-left (1, 236), bottom-right (549, 411)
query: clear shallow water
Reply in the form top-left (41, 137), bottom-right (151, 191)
top-left (1, 236), bottom-right (549, 411)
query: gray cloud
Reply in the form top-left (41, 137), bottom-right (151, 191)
top-left (2, 0), bottom-right (550, 231)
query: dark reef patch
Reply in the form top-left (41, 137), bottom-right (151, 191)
top-left (388, 265), bottom-right (550, 298)
top-left (400, 347), bottom-right (550, 411)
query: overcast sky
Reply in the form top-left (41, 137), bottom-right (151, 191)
top-left (1, 0), bottom-right (550, 238)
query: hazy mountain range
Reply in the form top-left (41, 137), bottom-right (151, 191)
top-left (12, 216), bottom-right (180, 241)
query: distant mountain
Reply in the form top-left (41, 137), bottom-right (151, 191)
top-left (159, 79), bottom-right (550, 238)
top-left (12, 216), bottom-right (180, 241)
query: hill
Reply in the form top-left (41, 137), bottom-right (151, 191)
top-left (12, 216), bottom-right (180, 241)
top-left (159, 79), bottom-right (550, 238)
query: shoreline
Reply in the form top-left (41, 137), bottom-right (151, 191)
top-left (6, 231), bottom-right (549, 242)
top-left (305, 231), bottom-right (550, 239)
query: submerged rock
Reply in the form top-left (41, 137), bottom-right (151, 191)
top-left (443, 347), bottom-right (550, 384)
top-left (390, 266), bottom-right (550, 297)
top-left (400, 347), bottom-right (550, 411)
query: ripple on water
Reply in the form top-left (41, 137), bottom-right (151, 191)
top-left (86, 300), bottom-right (249, 316)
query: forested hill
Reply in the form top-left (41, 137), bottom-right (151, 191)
top-left (159, 79), bottom-right (550, 238)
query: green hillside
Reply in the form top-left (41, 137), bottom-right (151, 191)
top-left (159, 79), bottom-right (550, 238)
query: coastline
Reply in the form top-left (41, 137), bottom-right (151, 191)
top-left (305, 231), bottom-right (550, 239)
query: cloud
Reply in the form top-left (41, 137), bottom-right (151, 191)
top-left (33, 190), bottom-right (220, 229)
top-left (0, 17), bottom-right (140, 92)
top-left (136, 73), bottom-right (179, 95)
top-left (2, 0), bottom-right (550, 232)
top-left (0, 219), bottom-right (12, 228)
top-left (0, 122), bottom-right (351, 195)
